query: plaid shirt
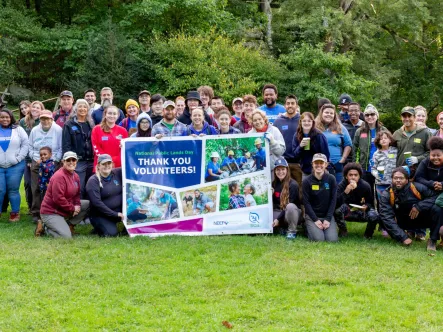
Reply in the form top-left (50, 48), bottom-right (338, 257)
top-left (229, 194), bottom-right (246, 209)
top-left (152, 119), bottom-right (187, 137)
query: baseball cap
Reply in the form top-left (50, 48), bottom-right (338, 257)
top-left (232, 98), bottom-right (243, 104)
top-left (312, 153), bottom-right (328, 163)
top-left (138, 90), bottom-right (151, 97)
top-left (338, 93), bottom-right (352, 105)
top-left (401, 106), bottom-right (415, 116)
top-left (98, 154), bottom-right (113, 164)
top-left (39, 110), bottom-right (53, 119)
top-left (163, 100), bottom-right (176, 109)
top-left (62, 151), bottom-right (78, 161)
top-left (60, 90), bottom-right (74, 98)
top-left (274, 157), bottom-right (288, 168)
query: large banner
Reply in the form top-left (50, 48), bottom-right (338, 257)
top-left (121, 134), bottom-right (273, 237)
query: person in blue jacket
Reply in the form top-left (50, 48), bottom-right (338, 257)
top-left (182, 107), bottom-right (218, 136)
top-left (205, 151), bottom-right (223, 182)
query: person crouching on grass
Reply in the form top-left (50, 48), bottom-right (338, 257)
top-left (334, 163), bottom-right (380, 239)
top-left (36, 152), bottom-right (90, 238)
top-left (302, 153), bottom-right (338, 242)
top-left (271, 157), bottom-right (302, 240)
top-left (379, 167), bottom-right (443, 251)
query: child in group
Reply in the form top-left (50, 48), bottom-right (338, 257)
top-left (243, 184), bottom-right (257, 207)
top-left (371, 130), bottom-right (398, 237)
top-left (38, 146), bottom-right (56, 201)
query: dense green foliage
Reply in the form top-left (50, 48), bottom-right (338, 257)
top-left (2, 0), bottom-right (443, 129)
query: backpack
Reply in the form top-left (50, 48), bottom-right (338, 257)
top-left (389, 183), bottom-right (421, 206)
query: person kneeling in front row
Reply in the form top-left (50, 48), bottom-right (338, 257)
top-left (38, 152), bottom-right (89, 238)
top-left (85, 154), bottom-right (124, 237)
top-left (334, 162), bottom-right (380, 239)
top-left (379, 167), bottom-right (443, 251)
top-left (302, 153), bottom-right (338, 242)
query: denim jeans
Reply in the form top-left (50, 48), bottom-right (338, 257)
top-left (0, 160), bottom-right (25, 213)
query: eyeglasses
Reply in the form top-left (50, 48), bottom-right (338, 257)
top-left (65, 158), bottom-right (77, 163)
top-left (140, 121), bottom-right (150, 124)
top-left (392, 176), bottom-right (406, 181)
top-left (365, 113), bottom-right (376, 117)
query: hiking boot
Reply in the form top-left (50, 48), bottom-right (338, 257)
top-left (9, 212), bottom-right (20, 222)
top-left (69, 224), bottom-right (76, 236)
top-left (286, 232), bottom-right (297, 240)
top-left (427, 239), bottom-right (437, 252)
top-left (338, 227), bottom-right (348, 238)
top-left (34, 220), bottom-right (45, 237)
top-left (415, 234), bottom-right (426, 242)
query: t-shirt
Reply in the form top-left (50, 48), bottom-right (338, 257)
top-left (368, 128), bottom-right (377, 172)
top-left (163, 122), bottom-right (174, 130)
top-left (245, 194), bottom-right (256, 206)
top-left (119, 118), bottom-right (136, 130)
top-left (160, 192), bottom-right (176, 205)
top-left (233, 115), bottom-right (241, 121)
top-left (258, 104), bottom-right (286, 124)
top-left (322, 125), bottom-right (352, 164)
top-left (0, 128), bottom-right (12, 152)
top-left (205, 161), bottom-right (220, 178)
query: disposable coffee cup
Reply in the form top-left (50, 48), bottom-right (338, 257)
top-left (377, 166), bottom-right (385, 175)
top-left (303, 138), bottom-right (310, 150)
top-left (404, 151), bottom-right (412, 159)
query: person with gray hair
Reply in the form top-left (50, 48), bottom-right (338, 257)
top-left (62, 98), bottom-right (94, 198)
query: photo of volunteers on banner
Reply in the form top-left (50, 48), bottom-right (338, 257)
top-left (122, 134), bottom-right (273, 237)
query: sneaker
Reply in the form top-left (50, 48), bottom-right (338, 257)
top-left (286, 232), bottom-right (297, 240)
top-left (415, 234), bottom-right (426, 242)
top-left (34, 220), bottom-right (45, 237)
top-left (9, 212), bottom-right (20, 222)
top-left (427, 239), bottom-right (437, 252)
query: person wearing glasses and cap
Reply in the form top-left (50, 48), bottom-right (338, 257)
top-left (38, 151), bottom-right (90, 238)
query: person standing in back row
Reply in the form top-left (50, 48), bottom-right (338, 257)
top-left (259, 84), bottom-right (286, 124)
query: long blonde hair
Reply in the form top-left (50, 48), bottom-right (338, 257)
top-left (100, 105), bottom-right (118, 133)
top-left (24, 101), bottom-right (45, 129)
top-left (315, 103), bottom-right (342, 134)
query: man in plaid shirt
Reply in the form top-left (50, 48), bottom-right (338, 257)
top-left (152, 101), bottom-right (187, 138)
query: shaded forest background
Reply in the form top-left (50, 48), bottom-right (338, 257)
top-left (2, 0), bottom-right (443, 130)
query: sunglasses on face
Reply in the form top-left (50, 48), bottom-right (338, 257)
top-left (365, 113), bottom-right (376, 117)
top-left (65, 158), bottom-right (77, 163)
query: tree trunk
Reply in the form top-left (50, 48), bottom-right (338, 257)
top-left (67, 0), bottom-right (71, 25)
top-left (340, 0), bottom-right (354, 14)
top-left (35, 0), bottom-right (42, 14)
top-left (262, 0), bottom-right (273, 50)
top-left (25, 0), bottom-right (31, 9)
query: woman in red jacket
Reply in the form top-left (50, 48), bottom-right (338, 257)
top-left (91, 105), bottom-right (128, 169)
top-left (38, 151), bottom-right (90, 238)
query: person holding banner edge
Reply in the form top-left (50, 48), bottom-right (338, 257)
top-left (85, 154), bottom-right (124, 237)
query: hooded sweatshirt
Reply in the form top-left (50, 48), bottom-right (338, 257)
top-left (0, 125), bottom-right (29, 168)
top-left (28, 123), bottom-right (63, 162)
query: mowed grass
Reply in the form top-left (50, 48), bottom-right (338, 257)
top-left (0, 184), bottom-right (442, 331)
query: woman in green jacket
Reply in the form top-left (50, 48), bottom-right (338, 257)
top-left (353, 104), bottom-right (387, 196)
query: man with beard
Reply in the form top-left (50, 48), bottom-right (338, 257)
top-left (84, 89), bottom-right (101, 116)
top-left (274, 95), bottom-right (302, 185)
top-left (152, 100), bottom-right (187, 138)
top-left (138, 90), bottom-right (151, 114)
top-left (379, 167), bottom-right (443, 251)
top-left (91, 87), bottom-right (125, 125)
top-left (150, 94), bottom-right (166, 127)
top-left (259, 84), bottom-right (286, 124)
top-left (53, 90), bottom-right (74, 127)
top-left (197, 86), bottom-right (214, 116)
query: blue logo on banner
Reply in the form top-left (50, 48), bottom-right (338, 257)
top-left (249, 212), bottom-right (260, 224)
top-left (125, 140), bottom-right (202, 188)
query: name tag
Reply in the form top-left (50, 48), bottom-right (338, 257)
top-left (312, 185), bottom-right (319, 190)
top-left (388, 154), bottom-right (395, 158)
top-left (360, 133), bottom-right (368, 138)
top-left (72, 126), bottom-right (78, 131)
top-left (102, 136), bottom-right (108, 141)
top-left (282, 125), bottom-right (288, 130)
top-left (414, 138), bottom-right (421, 143)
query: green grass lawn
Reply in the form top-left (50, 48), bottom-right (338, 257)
top-left (1, 184), bottom-right (442, 331)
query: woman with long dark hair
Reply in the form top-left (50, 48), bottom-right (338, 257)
top-left (292, 112), bottom-right (330, 180)
top-left (271, 157), bottom-right (302, 239)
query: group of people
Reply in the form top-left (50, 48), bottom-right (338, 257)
top-left (0, 84), bottom-right (442, 250)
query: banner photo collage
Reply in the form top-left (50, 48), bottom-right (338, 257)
top-left (122, 134), bottom-right (273, 237)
